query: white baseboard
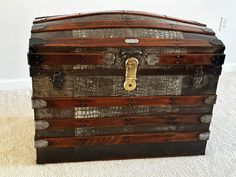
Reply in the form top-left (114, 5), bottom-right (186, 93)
top-left (0, 78), bottom-right (31, 90)
top-left (222, 63), bottom-right (236, 73)
top-left (0, 63), bottom-right (235, 90)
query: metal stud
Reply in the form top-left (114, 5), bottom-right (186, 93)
top-left (35, 140), bottom-right (48, 148)
top-left (32, 99), bottom-right (47, 109)
top-left (35, 120), bottom-right (49, 130)
top-left (204, 95), bottom-right (217, 105)
top-left (198, 132), bottom-right (210, 141)
top-left (200, 115), bottom-right (212, 124)
top-left (146, 54), bottom-right (160, 65)
top-left (104, 52), bottom-right (116, 66)
top-left (125, 39), bottom-right (139, 44)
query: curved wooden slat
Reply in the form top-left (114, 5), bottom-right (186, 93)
top-left (33, 10), bottom-right (206, 27)
top-left (32, 20), bottom-right (214, 35)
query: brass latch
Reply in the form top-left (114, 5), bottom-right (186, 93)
top-left (124, 57), bottom-right (139, 92)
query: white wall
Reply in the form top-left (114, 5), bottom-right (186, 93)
top-left (0, 0), bottom-right (235, 89)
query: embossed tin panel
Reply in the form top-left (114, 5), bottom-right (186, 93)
top-left (72, 29), bottom-right (184, 39)
top-left (32, 74), bottom-right (219, 97)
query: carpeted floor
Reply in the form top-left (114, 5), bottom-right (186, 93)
top-left (0, 73), bottom-right (236, 177)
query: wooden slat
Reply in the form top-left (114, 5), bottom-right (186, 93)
top-left (33, 10), bottom-right (206, 27)
top-left (40, 38), bottom-right (213, 48)
top-left (32, 20), bottom-right (214, 35)
top-left (29, 53), bottom-right (104, 65)
top-left (36, 124), bottom-right (209, 138)
top-left (32, 95), bottom-right (216, 108)
top-left (29, 53), bottom-right (224, 66)
top-left (42, 114), bottom-right (206, 129)
top-left (36, 131), bottom-right (202, 148)
top-left (36, 141), bottom-right (206, 163)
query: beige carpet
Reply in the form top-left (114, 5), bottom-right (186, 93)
top-left (0, 73), bottom-right (236, 177)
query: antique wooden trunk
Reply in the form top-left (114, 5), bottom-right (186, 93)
top-left (28, 11), bottom-right (225, 164)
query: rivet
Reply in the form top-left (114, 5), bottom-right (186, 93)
top-left (200, 115), bottom-right (212, 124)
top-left (198, 132), bottom-right (210, 141)
top-left (35, 140), bottom-right (48, 148)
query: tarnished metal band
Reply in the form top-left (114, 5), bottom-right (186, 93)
top-left (198, 132), bottom-right (210, 141)
top-left (32, 99), bottom-right (47, 109)
top-left (204, 95), bottom-right (217, 105)
top-left (200, 115), bottom-right (212, 124)
top-left (202, 28), bottom-right (214, 33)
top-left (35, 140), bottom-right (48, 148)
top-left (35, 120), bottom-right (49, 130)
top-left (209, 39), bottom-right (224, 46)
top-left (29, 38), bottom-right (47, 48)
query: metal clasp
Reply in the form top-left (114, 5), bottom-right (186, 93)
top-left (193, 66), bottom-right (205, 88)
top-left (50, 70), bottom-right (65, 90)
top-left (124, 57), bottom-right (139, 92)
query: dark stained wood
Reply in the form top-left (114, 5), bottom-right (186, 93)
top-left (40, 38), bottom-right (213, 48)
top-left (37, 131), bottom-right (203, 148)
top-left (29, 53), bottom-right (224, 66)
top-left (42, 114), bottom-right (207, 129)
top-left (33, 95), bottom-right (215, 108)
top-left (157, 54), bottom-right (224, 65)
top-left (33, 10), bottom-right (206, 27)
top-left (29, 53), bottom-right (104, 65)
top-left (31, 20), bottom-right (214, 35)
top-left (36, 124), bottom-right (209, 138)
top-left (36, 141), bottom-right (207, 164)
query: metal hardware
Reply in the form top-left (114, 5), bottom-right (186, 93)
top-left (35, 140), bottom-right (48, 148)
top-left (204, 95), bottom-right (217, 105)
top-left (209, 39), bottom-right (224, 46)
top-left (50, 70), bottom-right (65, 90)
top-left (171, 97), bottom-right (176, 105)
top-left (29, 38), bottom-right (47, 48)
top-left (32, 99), bottom-right (47, 109)
top-left (198, 132), bottom-right (210, 141)
top-left (125, 38), bottom-right (139, 44)
top-left (210, 39), bottom-right (225, 54)
top-left (146, 54), bottom-right (160, 65)
top-left (212, 55), bottom-right (225, 66)
top-left (104, 52), bottom-right (116, 66)
top-left (80, 139), bottom-right (86, 146)
top-left (123, 136), bottom-right (130, 144)
top-left (121, 50), bottom-right (143, 57)
top-left (202, 27), bottom-right (214, 33)
top-left (35, 120), bottom-right (49, 130)
top-left (29, 66), bottom-right (43, 77)
top-left (31, 24), bottom-right (46, 31)
top-left (28, 53), bottom-right (44, 66)
top-left (193, 66), bottom-right (205, 88)
top-left (200, 115), bottom-right (212, 124)
top-left (124, 57), bottom-right (139, 92)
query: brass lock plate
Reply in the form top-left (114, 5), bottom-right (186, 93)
top-left (124, 57), bottom-right (139, 92)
